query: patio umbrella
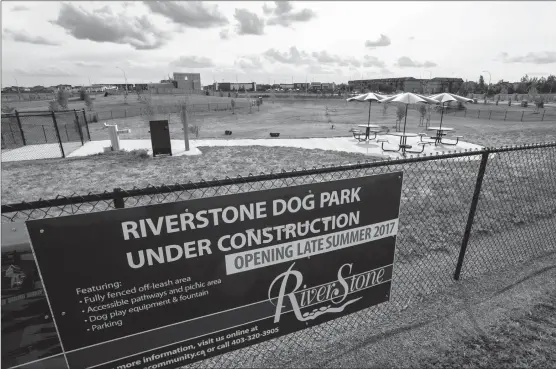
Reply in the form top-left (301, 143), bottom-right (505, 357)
top-left (428, 92), bottom-right (473, 130)
top-left (347, 92), bottom-right (386, 126)
top-left (378, 92), bottom-right (439, 135)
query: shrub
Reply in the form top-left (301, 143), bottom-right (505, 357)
top-left (91, 113), bottom-right (98, 123)
top-left (396, 104), bottom-right (406, 121)
top-left (231, 99), bottom-right (236, 114)
top-left (1, 103), bottom-right (15, 114)
top-left (79, 88), bottom-right (87, 101)
top-left (382, 103), bottom-right (389, 116)
top-left (48, 100), bottom-right (59, 112)
top-left (141, 97), bottom-right (157, 121)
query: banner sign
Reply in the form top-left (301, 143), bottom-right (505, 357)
top-left (26, 173), bottom-right (403, 369)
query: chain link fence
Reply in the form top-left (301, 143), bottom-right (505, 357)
top-left (85, 101), bottom-right (256, 123)
top-left (1, 110), bottom-right (90, 162)
top-left (1, 143), bottom-right (555, 368)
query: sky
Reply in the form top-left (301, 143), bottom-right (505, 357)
top-left (2, 1), bottom-right (555, 87)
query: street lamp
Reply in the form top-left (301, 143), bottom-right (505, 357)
top-left (116, 66), bottom-right (128, 102)
top-left (482, 70), bottom-right (491, 95)
top-left (423, 70), bottom-right (432, 93)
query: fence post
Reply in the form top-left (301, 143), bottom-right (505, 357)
top-left (51, 111), bottom-right (65, 158)
top-left (464, 109), bottom-right (467, 117)
top-left (82, 109), bottom-right (91, 141)
top-left (14, 110), bottom-right (26, 146)
top-left (504, 111), bottom-right (507, 121)
top-left (454, 151), bottom-right (489, 281)
top-left (42, 126), bottom-right (47, 141)
top-left (541, 109), bottom-right (545, 121)
top-left (73, 109), bottom-right (84, 145)
top-left (113, 188), bottom-right (125, 209)
top-left (477, 110), bottom-right (480, 118)
top-left (521, 111), bottom-right (524, 122)
top-left (488, 110), bottom-right (491, 120)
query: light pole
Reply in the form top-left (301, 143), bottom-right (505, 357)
top-left (482, 70), bottom-right (491, 95)
top-left (13, 76), bottom-right (21, 100)
top-left (424, 70), bottom-right (432, 94)
top-left (116, 66), bottom-right (128, 102)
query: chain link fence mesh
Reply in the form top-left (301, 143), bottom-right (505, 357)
top-left (1, 143), bottom-right (555, 368)
top-left (1, 110), bottom-right (90, 162)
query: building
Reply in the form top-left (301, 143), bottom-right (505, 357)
top-left (279, 83), bottom-right (295, 90)
top-left (173, 72), bottom-right (201, 91)
top-left (213, 82), bottom-right (256, 92)
top-left (426, 77), bottom-right (464, 94)
top-left (321, 82), bottom-right (336, 92)
top-left (294, 82), bottom-right (310, 91)
top-left (147, 82), bottom-right (175, 90)
top-left (348, 77), bottom-right (463, 94)
top-left (310, 82), bottom-right (322, 91)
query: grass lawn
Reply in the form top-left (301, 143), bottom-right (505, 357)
top-left (1, 146), bottom-right (374, 203)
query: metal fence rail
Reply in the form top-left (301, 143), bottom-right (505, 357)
top-left (2, 142), bottom-right (555, 368)
top-left (1, 109), bottom-right (90, 162)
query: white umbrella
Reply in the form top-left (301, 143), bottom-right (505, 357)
top-left (378, 92), bottom-right (439, 135)
top-left (347, 92), bottom-right (386, 126)
top-left (428, 93), bottom-right (473, 130)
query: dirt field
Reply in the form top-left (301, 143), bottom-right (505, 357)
top-left (85, 99), bottom-right (556, 147)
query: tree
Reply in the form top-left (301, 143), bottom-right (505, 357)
top-left (135, 86), bottom-right (143, 99)
top-left (478, 75), bottom-right (485, 93)
top-left (418, 104), bottom-right (427, 126)
top-left (79, 88), bottom-right (87, 101)
top-left (396, 105), bottom-right (406, 122)
top-left (84, 93), bottom-right (94, 111)
top-left (56, 88), bottom-right (69, 110)
top-left (382, 102), bottom-right (389, 116)
top-left (546, 75), bottom-right (555, 93)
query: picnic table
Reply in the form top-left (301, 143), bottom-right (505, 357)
top-left (353, 124), bottom-right (381, 142)
top-left (380, 132), bottom-right (429, 156)
top-left (426, 126), bottom-right (461, 146)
